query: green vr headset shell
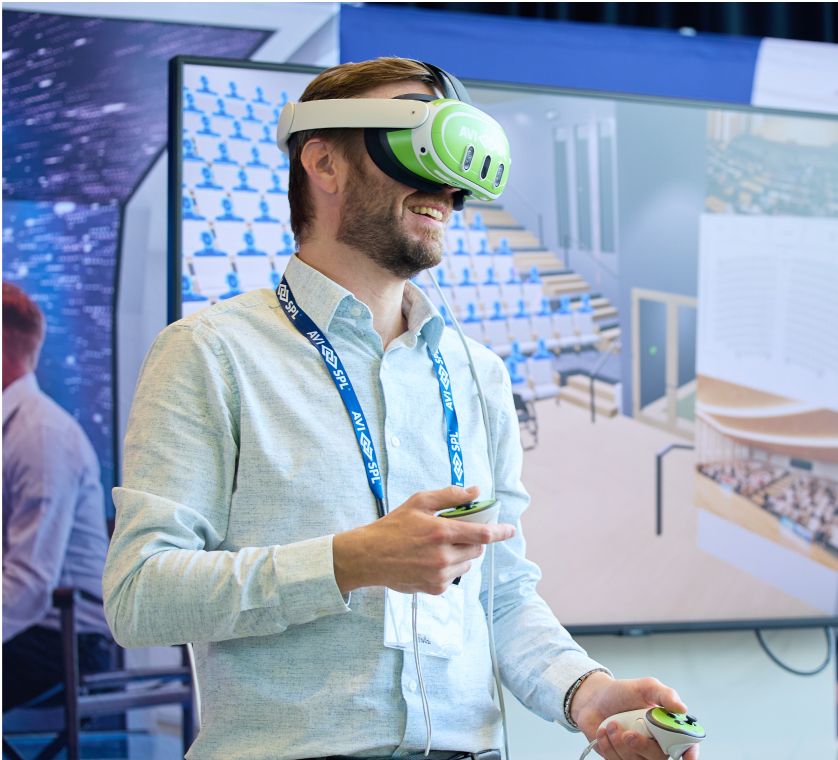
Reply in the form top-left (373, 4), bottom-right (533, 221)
top-left (275, 62), bottom-right (510, 211)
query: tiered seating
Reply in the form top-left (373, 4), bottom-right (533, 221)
top-left (416, 200), bottom-right (621, 363)
top-left (699, 462), bottom-right (838, 556)
top-left (502, 340), bottom-right (561, 403)
top-left (180, 72), bottom-right (295, 314)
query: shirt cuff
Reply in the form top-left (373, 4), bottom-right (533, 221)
top-left (548, 654), bottom-right (613, 732)
top-left (265, 534), bottom-right (351, 627)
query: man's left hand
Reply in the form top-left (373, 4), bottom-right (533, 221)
top-left (570, 672), bottom-right (700, 760)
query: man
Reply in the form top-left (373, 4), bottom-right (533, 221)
top-left (3, 282), bottom-right (111, 710)
top-left (104, 59), bottom-right (697, 760)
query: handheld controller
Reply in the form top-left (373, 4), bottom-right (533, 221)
top-left (588, 708), bottom-right (705, 760)
top-left (439, 499), bottom-right (500, 585)
top-left (438, 498), bottom-right (500, 524)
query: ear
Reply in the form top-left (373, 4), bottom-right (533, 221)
top-left (300, 138), bottom-right (343, 196)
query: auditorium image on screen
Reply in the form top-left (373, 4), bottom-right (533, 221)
top-left (176, 63), bottom-right (316, 319)
top-left (171, 58), bottom-right (838, 632)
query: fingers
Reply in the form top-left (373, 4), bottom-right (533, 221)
top-left (636, 677), bottom-right (687, 715)
top-left (399, 486), bottom-right (516, 545)
top-left (448, 519), bottom-right (516, 545)
top-left (408, 484), bottom-right (481, 514)
top-left (595, 725), bottom-right (669, 760)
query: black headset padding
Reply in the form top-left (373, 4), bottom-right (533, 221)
top-left (415, 60), bottom-right (473, 106)
top-left (363, 127), bottom-right (444, 195)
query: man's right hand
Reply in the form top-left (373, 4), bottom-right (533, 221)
top-left (332, 485), bottom-right (515, 595)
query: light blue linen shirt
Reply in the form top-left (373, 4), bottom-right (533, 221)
top-left (3, 373), bottom-right (110, 641)
top-left (103, 254), bottom-right (605, 760)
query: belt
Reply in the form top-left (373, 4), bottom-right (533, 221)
top-left (319, 750), bottom-right (501, 760)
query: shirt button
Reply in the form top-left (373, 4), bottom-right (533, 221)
top-left (408, 680), bottom-right (417, 692)
top-left (391, 436), bottom-right (401, 447)
top-left (351, 306), bottom-right (362, 317)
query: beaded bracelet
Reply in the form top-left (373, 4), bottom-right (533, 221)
top-left (563, 668), bottom-right (610, 730)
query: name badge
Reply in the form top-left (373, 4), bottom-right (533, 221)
top-left (383, 585), bottom-right (466, 659)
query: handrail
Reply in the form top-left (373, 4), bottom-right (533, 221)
top-left (656, 443), bottom-right (695, 535)
top-left (506, 184), bottom-right (544, 247)
top-left (590, 339), bottom-right (621, 422)
top-left (561, 235), bottom-right (620, 280)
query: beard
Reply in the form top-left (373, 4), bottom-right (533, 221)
top-left (335, 161), bottom-right (447, 280)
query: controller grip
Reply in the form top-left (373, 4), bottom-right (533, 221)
top-left (665, 744), bottom-right (694, 760)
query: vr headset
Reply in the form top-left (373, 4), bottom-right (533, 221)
top-left (275, 61), bottom-right (510, 211)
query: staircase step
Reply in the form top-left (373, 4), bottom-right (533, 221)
top-left (596, 327), bottom-right (621, 352)
top-left (488, 229), bottom-right (541, 250)
top-left (592, 305), bottom-right (619, 321)
top-left (566, 374), bottom-right (618, 401)
top-left (464, 199), bottom-right (504, 210)
top-left (567, 297), bottom-right (610, 311)
top-left (513, 251), bottom-right (564, 273)
top-left (596, 318), bottom-right (621, 331)
top-left (560, 383), bottom-right (619, 417)
top-left (543, 280), bottom-right (591, 297)
top-left (464, 207), bottom-right (520, 228)
top-left (763, 474), bottom-right (796, 497)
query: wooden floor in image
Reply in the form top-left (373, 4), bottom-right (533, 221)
top-left (694, 474), bottom-right (838, 572)
top-left (519, 398), bottom-right (823, 627)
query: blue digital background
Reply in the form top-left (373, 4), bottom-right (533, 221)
top-left (2, 200), bottom-right (120, 504)
top-left (3, 11), bottom-right (269, 204)
top-left (2, 10), bottom-right (270, 516)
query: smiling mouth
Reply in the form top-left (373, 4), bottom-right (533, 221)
top-left (408, 205), bottom-right (444, 221)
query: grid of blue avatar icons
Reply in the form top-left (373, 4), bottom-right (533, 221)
top-left (180, 67), bottom-right (308, 317)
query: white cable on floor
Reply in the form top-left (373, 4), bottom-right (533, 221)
top-left (427, 270), bottom-right (508, 760)
top-left (186, 642), bottom-right (202, 730)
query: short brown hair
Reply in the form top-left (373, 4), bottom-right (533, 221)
top-left (289, 57), bottom-right (437, 245)
top-left (3, 281), bottom-right (45, 363)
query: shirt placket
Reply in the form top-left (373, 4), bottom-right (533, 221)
top-left (378, 342), bottom-right (427, 755)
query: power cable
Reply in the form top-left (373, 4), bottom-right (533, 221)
top-left (755, 626), bottom-right (834, 676)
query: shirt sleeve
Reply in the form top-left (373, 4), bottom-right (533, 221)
top-left (103, 321), bottom-right (350, 649)
top-left (477, 358), bottom-right (611, 730)
top-left (2, 422), bottom-right (81, 642)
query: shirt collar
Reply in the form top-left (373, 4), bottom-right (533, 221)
top-left (402, 281), bottom-right (445, 354)
top-left (281, 254), bottom-right (445, 353)
top-left (2, 372), bottom-right (39, 425)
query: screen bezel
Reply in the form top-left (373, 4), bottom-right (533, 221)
top-left (168, 54), bottom-right (838, 635)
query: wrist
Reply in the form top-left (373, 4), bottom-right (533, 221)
top-left (332, 525), bottom-right (372, 594)
top-left (568, 670), bottom-right (612, 729)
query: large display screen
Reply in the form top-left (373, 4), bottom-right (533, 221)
top-left (2, 200), bottom-right (120, 509)
top-left (170, 57), bottom-right (838, 632)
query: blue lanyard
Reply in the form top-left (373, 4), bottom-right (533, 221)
top-left (428, 347), bottom-right (464, 489)
top-left (276, 276), bottom-right (464, 518)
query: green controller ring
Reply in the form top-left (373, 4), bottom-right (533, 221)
top-left (647, 708), bottom-right (706, 739)
top-left (438, 499), bottom-right (498, 518)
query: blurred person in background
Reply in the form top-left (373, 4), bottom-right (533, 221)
top-left (3, 281), bottom-right (111, 711)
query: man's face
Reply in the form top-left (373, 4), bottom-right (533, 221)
top-left (334, 81), bottom-right (455, 281)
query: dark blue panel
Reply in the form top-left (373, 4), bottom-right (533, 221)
top-left (2, 11), bottom-right (268, 203)
top-left (340, 6), bottom-right (761, 105)
top-left (3, 200), bottom-right (119, 514)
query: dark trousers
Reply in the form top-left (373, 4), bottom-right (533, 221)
top-left (3, 625), bottom-right (111, 712)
